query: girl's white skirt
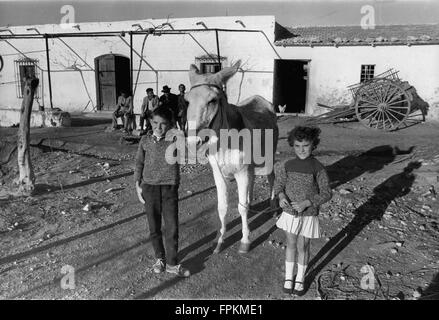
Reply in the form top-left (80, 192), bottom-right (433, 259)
top-left (276, 212), bottom-right (321, 239)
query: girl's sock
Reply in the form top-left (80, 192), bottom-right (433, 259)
top-left (296, 263), bottom-right (307, 284)
top-left (284, 261), bottom-right (295, 289)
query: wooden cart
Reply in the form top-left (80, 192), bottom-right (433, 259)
top-left (307, 69), bottom-right (421, 131)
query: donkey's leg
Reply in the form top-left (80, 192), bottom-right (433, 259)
top-left (209, 159), bottom-right (228, 254)
top-left (268, 171), bottom-right (275, 200)
top-left (267, 171), bottom-right (278, 213)
top-left (235, 170), bottom-right (251, 253)
top-left (247, 166), bottom-right (255, 206)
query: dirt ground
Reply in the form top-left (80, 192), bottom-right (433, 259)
top-left (0, 115), bottom-right (438, 300)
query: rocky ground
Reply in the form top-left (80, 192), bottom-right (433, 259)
top-left (0, 116), bottom-right (438, 300)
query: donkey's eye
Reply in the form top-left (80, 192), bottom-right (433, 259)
top-left (208, 99), bottom-right (217, 105)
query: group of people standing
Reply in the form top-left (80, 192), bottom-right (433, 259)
top-left (112, 84), bottom-right (188, 134)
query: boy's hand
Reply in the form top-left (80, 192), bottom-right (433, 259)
top-left (291, 200), bottom-right (311, 213)
top-left (136, 182), bottom-right (145, 204)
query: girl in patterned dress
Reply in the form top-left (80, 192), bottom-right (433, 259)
top-left (274, 126), bottom-right (332, 295)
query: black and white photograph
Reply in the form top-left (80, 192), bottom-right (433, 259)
top-left (0, 0), bottom-right (438, 305)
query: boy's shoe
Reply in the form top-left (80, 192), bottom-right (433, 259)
top-left (152, 258), bottom-right (165, 274)
top-left (166, 264), bottom-right (191, 277)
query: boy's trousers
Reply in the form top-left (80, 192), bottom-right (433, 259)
top-left (142, 184), bottom-right (179, 266)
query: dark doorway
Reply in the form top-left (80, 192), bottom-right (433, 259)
top-left (273, 59), bottom-right (308, 113)
top-left (95, 54), bottom-right (131, 111)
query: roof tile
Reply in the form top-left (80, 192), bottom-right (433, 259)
top-left (275, 24), bottom-right (439, 46)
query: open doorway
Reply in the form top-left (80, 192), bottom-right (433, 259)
top-left (95, 54), bottom-right (131, 111)
top-left (273, 59), bottom-right (309, 113)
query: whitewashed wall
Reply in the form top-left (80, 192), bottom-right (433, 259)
top-left (0, 15), bottom-right (277, 115)
top-left (276, 44), bottom-right (439, 120)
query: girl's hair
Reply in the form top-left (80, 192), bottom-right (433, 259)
top-left (288, 126), bottom-right (321, 148)
top-left (147, 106), bottom-right (174, 124)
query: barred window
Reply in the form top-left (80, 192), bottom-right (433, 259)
top-left (15, 58), bottom-right (40, 98)
top-left (360, 64), bottom-right (375, 83)
top-left (195, 54), bottom-right (227, 74)
top-left (200, 62), bottom-right (221, 74)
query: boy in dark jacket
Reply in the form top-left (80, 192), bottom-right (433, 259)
top-left (134, 106), bottom-right (190, 277)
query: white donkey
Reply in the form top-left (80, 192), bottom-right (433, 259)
top-left (185, 61), bottom-right (279, 253)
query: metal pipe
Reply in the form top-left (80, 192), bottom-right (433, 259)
top-left (26, 28), bottom-right (41, 34)
top-left (215, 30), bottom-right (221, 69)
top-left (186, 33), bottom-right (217, 62)
top-left (0, 28), bottom-right (268, 39)
top-left (57, 38), bottom-right (94, 70)
top-left (0, 29), bottom-right (14, 35)
top-left (44, 35), bottom-right (53, 109)
top-left (2, 40), bottom-right (44, 71)
top-left (118, 34), bottom-right (159, 95)
top-left (1, 27), bottom-right (283, 61)
top-left (117, 35), bottom-right (156, 72)
top-left (130, 32), bottom-right (133, 93)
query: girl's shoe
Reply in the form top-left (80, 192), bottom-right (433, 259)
top-left (293, 281), bottom-right (306, 296)
top-left (283, 279), bottom-right (294, 294)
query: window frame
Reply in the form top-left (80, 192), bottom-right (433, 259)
top-left (360, 64), bottom-right (375, 83)
top-left (195, 54), bottom-right (227, 74)
top-left (15, 58), bottom-right (40, 99)
top-left (200, 62), bottom-right (222, 74)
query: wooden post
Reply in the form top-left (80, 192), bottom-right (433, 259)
top-left (17, 77), bottom-right (39, 194)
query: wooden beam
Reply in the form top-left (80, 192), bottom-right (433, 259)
top-left (17, 77), bottom-right (39, 195)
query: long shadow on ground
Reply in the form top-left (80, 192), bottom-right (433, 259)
top-left (304, 161), bottom-right (422, 295)
top-left (325, 145), bottom-right (414, 189)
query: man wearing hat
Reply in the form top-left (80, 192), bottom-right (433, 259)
top-left (159, 85), bottom-right (179, 126)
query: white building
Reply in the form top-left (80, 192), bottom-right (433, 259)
top-left (274, 24), bottom-right (439, 120)
top-left (0, 15), bottom-right (438, 126)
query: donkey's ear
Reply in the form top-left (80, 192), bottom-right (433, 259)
top-left (216, 60), bottom-right (241, 84)
top-left (189, 64), bottom-right (201, 85)
top-left (190, 64), bottom-right (200, 73)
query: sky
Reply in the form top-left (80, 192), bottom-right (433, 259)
top-left (0, 0), bottom-right (438, 28)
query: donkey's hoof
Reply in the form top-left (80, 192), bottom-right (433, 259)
top-left (238, 242), bottom-right (250, 254)
top-left (213, 242), bottom-right (224, 254)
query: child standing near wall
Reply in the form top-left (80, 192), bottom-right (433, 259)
top-left (274, 126), bottom-right (332, 295)
top-left (134, 106), bottom-right (190, 277)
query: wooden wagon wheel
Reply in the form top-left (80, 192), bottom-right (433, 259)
top-left (355, 79), bottom-right (411, 131)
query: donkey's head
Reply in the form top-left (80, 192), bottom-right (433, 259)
top-left (185, 60), bottom-right (241, 137)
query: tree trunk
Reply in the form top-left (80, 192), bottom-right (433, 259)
top-left (17, 77), bottom-right (39, 194)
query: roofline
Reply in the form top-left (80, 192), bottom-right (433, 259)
top-left (284, 22), bottom-right (439, 29)
top-left (0, 28), bottom-right (266, 39)
top-left (275, 41), bottom-right (439, 47)
top-left (1, 15), bottom-right (276, 30)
